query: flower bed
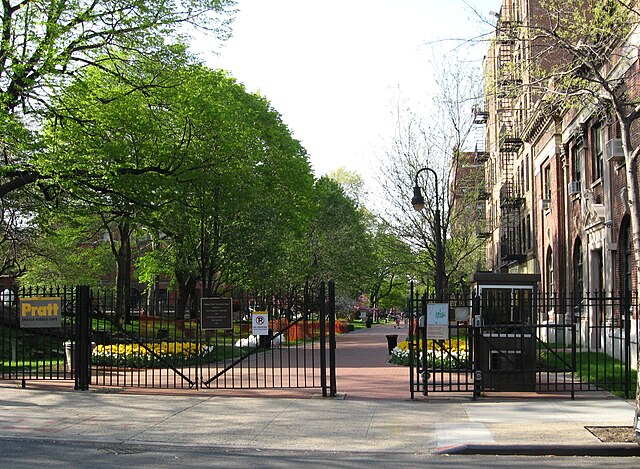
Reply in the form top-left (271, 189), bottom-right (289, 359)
top-left (389, 338), bottom-right (469, 368)
top-left (92, 342), bottom-right (211, 368)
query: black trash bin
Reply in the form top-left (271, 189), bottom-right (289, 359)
top-left (386, 334), bottom-right (398, 354)
top-left (259, 329), bottom-right (273, 349)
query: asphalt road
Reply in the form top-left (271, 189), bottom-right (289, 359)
top-left (1, 437), bottom-right (639, 468)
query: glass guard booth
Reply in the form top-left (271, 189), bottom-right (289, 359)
top-left (471, 272), bottom-right (540, 392)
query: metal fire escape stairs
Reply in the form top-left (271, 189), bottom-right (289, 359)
top-left (496, 10), bottom-right (526, 267)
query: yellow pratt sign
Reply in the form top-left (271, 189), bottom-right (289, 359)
top-left (20, 297), bottom-right (62, 328)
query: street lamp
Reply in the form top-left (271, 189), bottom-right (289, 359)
top-left (412, 167), bottom-right (445, 301)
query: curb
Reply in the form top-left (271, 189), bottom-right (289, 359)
top-left (432, 443), bottom-right (640, 457)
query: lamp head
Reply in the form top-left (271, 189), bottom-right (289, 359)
top-left (411, 185), bottom-right (425, 211)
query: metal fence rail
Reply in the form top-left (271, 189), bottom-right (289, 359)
top-left (0, 286), bottom-right (77, 386)
top-left (0, 282), bottom-right (337, 395)
top-left (409, 286), bottom-right (639, 399)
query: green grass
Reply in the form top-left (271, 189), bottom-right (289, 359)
top-left (540, 349), bottom-right (637, 398)
top-left (1, 359), bottom-right (66, 372)
top-left (573, 351), bottom-right (637, 398)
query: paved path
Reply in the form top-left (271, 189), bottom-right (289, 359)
top-left (332, 322), bottom-right (409, 400)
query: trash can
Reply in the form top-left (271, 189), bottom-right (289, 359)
top-left (259, 329), bottom-right (273, 349)
top-left (64, 341), bottom-right (73, 372)
top-left (386, 334), bottom-right (398, 354)
top-left (64, 341), bottom-right (96, 372)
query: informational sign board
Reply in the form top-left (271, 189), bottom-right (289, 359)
top-left (20, 297), bottom-right (61, 328)
top-left (454, 306), bottom-right (470, 323)
top-left (252, 312), bottom-right (269, 336)
top-left (426, 303), bottom-right (449, 340)
top-left (200, 297), bottom-right (232, 330)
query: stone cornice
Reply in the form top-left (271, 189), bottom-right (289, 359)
top-left (521, 100), bottom-right (556, 144)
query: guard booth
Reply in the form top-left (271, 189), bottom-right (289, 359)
top-left (471, 272), bottom-right (540, 392)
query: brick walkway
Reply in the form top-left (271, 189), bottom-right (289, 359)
top-left (332, 322), bottom-right (410, 400)
top-left (10, 322), bottom-right (412, 401)
top-left (174, 321), bottom-right (411, 400)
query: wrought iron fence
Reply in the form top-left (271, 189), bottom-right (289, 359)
top-left (409, 286), bottom-right (639, 398)
top-left (0, 282), bottom-right (337, 395)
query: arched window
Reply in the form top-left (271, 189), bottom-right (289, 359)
top-left (573, 238), bottom-right (583, 318)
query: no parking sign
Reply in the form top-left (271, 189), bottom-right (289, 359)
top-left (252, 312), bottom-right (269, 335)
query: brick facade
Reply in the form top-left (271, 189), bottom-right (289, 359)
top-left (481, 0), bottom-right (638, 310)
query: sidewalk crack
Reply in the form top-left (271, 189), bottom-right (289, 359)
top-left (365, 402), bottom-right (380, 438)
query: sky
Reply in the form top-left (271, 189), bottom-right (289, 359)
top-left (193, 0), bottom-right (499, 187)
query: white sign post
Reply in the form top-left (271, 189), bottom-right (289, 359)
top-left (426, 303), bottom-right (449, 340)
top-left (252, 312), bottom-right (269, 336)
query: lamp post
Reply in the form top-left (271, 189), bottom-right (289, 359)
top-left (412, 167), bottom-right (445, 301)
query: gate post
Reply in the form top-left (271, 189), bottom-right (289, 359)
top-left (471, 291), bottom-right (480, 400)
top-left (75, 285), bottom-right (91, 391)
top-left (328, 280), bottom-right (337, 397)
top-left (319, 282), bottom-right (327, 397)
top-left (409, 282), bottom-right (415, 399)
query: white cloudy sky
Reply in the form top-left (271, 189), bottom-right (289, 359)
top-left (194, 0), bottom-right (498, 184)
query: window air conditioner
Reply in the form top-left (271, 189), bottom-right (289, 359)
top-left (567, 180), bottom-right (580, 195)
top-left (605, 138), bottom-right (624, 161)
top-left (540, 199), bottom-right (551, 210)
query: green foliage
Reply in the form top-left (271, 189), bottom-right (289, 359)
top-left (366, 221), bottom-right (413, 310)
top-left (19, 213), bottom-right (113, 286)
top-left (143, 66), bottom-right (315, 296)
top-left (309, 177), bottom-right (375, 298)
top-left (0, 0), bottom-right (236, 279)
top-left (0, 1), bottom-right (380, 308)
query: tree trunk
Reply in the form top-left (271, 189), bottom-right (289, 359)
top-left (115, 221), bottom-right (132, 325)
top-left (175, 270), bottom-right (196, 320)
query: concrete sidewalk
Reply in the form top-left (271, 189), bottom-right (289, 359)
top-left (0, 383), bottom-right (637, 455)
top-left (0, 322), bottom-right (638, 455)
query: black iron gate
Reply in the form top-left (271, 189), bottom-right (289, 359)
top-left (1, 282), bottom-right (337, 396)
top-left (409, 282), bottom-right (639, 399)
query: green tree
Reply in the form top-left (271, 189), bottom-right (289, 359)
top-left (20, 212), bottom-right (113, 287)
top-left (139, 66), bottom-right (314, 314)
top-left (40, 49), bottom-right (200, 321)
top-left (309, 177), bottom-right (374, 299)
top-left (327, 167), bottom-right (367, 208)
top-left (366, 221), bottom-right (413, 310)
top-left (0, 0), bottom-right (235, 279)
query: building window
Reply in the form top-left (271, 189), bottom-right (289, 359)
top-left (573, 238), bottom-right (583, 318)
top-left (592, 249), bottom-right (605, 324)
top-left (571, 142), bottom-right (582, 188)
top-left (543, 165), bottom-right (551, 201)
top-left (519, 164), bottom-right (524, 195)
top-left (591, 123), bottom-right (603, 181)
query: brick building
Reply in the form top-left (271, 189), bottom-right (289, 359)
top-left (479, 0), bottom-right (638, 364)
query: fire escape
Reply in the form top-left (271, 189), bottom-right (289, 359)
top-left (496, 7), bottom-right (525, 267)
top-left (473, 103), bottom-right (491, 239)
